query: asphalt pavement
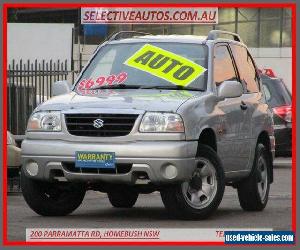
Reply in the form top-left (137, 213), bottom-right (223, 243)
top-left (7, 158), bottom-right (292, 241)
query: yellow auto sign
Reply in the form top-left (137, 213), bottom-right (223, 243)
top-left (124, 44), bottom-right (206, 87)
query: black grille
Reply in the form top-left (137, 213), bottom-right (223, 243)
top-left (65, 113), bottom-right (138, 137)
top-left (62, 162), bottom-right (132, 174)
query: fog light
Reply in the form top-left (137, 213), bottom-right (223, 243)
top-left (162, 164), bottom-right (178, 179)
top-left (26, 161), bottom-right (39, 176)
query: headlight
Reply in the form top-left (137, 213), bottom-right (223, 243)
top-left (139, 112), bottom-right (184, 133)
top-left (27, 111), bottom-right (61, 131)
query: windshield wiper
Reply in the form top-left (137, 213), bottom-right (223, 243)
top-left (82, 84), bottom-right (204, 91)
top-left (83, 84), bottom-right (142, 90)
top-left (140, 85), bottom-right (204, 91)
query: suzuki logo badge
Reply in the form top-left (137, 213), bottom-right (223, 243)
top-left (93, 118), bottom-right (104, 128)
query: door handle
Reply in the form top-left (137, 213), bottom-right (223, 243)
top-left (240, 101), bottom-right (248, 110)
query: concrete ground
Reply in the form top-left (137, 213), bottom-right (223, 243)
top-left (7, 158), bottom-right (292, 241)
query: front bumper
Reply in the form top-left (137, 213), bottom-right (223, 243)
top-left (22, 139), bottom-right (198, 184)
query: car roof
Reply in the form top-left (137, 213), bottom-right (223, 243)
top-left (261, 74), bottom-right (283, 82)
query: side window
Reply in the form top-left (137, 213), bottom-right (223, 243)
top-left (231, 45), bottom-right (259, 93)
top-left (213, 45), bottom-right (238, 86)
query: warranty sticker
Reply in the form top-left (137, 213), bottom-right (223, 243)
top-left (124, 44), bottom-right (206, 87)
top-left (75, 151), bottom-right (115, 169)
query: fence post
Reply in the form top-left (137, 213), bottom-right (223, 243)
top-left (49, 59), bottom-right (53, 97)
top-left (34, 60), bottom-right (38, 108)
top-left (79, 52), bottom-right (82, 72)
top-left (57, 59), bottom-right (60, 82)
top-left (38, 61), bottom-right (42, 107)
top-left (19, 60), bottom-right (24, 135)
top-left (46, 62), bottom-right (49, 99)
top-left (8, 63), bottom-right (11, 132)
top-left (15, 62), bottom-right (19, 134)
top-left (25, 60), bottom-right (30, 126)
top-left (31, 62), bottom-right (36, 113)
top-left (10, 60), bottom-right (16, 134)
top-left (64, 60), bottom-right (67, 80)
top-left (42, 60), bottom-right (45, 103)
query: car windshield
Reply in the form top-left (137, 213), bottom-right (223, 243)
top-left (75, 42), bottom-right (208, 93)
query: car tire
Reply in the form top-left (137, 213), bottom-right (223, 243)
top-left (160, 144), bottom-right (225, 220)
top-left (20, 166), bottom-right (86, 216)
top-left (237, 143), bottom-right (270, 211)
top-left (107, 186), bottom-right (139, 208)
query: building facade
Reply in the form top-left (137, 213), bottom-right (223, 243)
top-left (8, 7), bottom-right (292, 90)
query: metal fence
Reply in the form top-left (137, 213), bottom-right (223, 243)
top-left (7, 59), bottom-right (69, 135)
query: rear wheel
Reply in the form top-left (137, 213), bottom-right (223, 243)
top-left (237, 143), bottom-right (270, 211)
top-left (21, 167), bottom-right (86, 216)
top-left (160, 144), bottom-right (225, 219)
top-left (107, 185), bottom-right (138, 208)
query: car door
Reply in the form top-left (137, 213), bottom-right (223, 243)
top-left (213, 44), bottom-right (248, 172)
top-left (230, 44), bottom-right (261, 171)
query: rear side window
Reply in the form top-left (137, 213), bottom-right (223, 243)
top-left (230, 45), bottom-right (259, 93)
top-left (261, 77), bottom-right (292, 108)
top-left (213, 45), bottom-right (238, 86)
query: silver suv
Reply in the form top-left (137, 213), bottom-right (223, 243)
top-left (21, 30), bottom-right (275, 219)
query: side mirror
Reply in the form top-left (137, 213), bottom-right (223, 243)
top-left (52, 80), bottom-right (71, 96)
top-left (218, 80), bottom-right (243, 99)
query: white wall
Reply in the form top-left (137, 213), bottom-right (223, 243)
top-left (8, 23), bottom-right (74, 70)
top-left (249, 48), bottom-right (292, 92)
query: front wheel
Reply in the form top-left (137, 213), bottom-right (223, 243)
top-left (21, 167), bottom-right (86, 216)
top-left (237, 143), bottom-right (270, 211)
top-left (160, 144), bottom-right (225, 220)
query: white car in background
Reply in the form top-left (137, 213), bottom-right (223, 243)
top-left (7, 131), bottom-right (21, 177)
